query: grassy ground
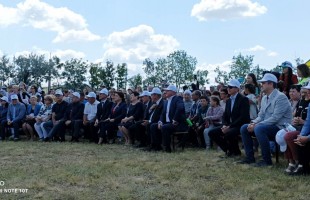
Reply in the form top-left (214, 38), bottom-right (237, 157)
top-left (0, 139), bottom-right (310, 200)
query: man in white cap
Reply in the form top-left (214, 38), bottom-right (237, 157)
top-left (43, 90), bottom-right (69, 142)
top-left (96, 89), bottom-right (113, 144)
top-left (0, 94), bottom-right (26, 141)
top-left (239, 73), bottom-right (291, 166)
top-left (150, 85), bottom-right (187, 152)
top-left (63, 92), bottom-right (85, 142)
top-left (209, 79), bottom-right (250, 157)
top-left (83, 91), bottom-right (100, 142)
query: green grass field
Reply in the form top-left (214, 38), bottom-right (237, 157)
top-left (0, 140), bottom-right (309, 200)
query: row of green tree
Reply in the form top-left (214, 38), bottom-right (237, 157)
top-left (0, 50), bottom-right (305, 91)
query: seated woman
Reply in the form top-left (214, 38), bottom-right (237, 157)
top-left (118, 91), bottom-right (143, 145)
top-left (34, 95), bottom-right (54, 141)
top-left (276, 84), bottom-right (310, 175)
top-left (203, 96), bottom-right (224, 150)
top-left (22, 96), bottom-right (41, 140)
top-left (98, 91), bottom-right (127, 144)
top-left (183, 90), bottom-right (193, 118)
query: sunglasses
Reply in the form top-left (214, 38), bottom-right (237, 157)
top-left (228, 86), bottom-right (237, 89)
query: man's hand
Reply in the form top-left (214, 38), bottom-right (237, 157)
top-left (221, 125), bottom-right (230, 134)
top-left (172, 120), bottom-right (179, 126)
top-left (294, 135), bottom-right (309, 146)
top-left (141, 120), bottom-right (149, 126)
top-left (83, 120), bottom-right (88, 125)
top-left (158, 122), bottom-right (163, 130)
top-left (65, 120), bottom-right (71, 126)
top-left (247, 123), bottom-right (256, 132)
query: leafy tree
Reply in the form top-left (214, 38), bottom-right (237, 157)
top-left (46, 56), bottom-right (63, 91)
top-left (195, 70), bottom-right (209, 88)
top-left (0, 55), bottom-right (14, 85)
top-left (214, 66), bottom-right (229, 85)
top-left (61, 58), bottom-right (87, 90)
top-left (115, 63), bottom-right (128, 89)
top-left (228, 54), bottom-right (254, 80)
top-left (166, 50), bottom-right (197, 89)
top-left (101, 61), bottom-right (115, 89)
top-left (128, 74), bottom-right (142, 89)
top-left (89, 63), bottom-right (101, 89)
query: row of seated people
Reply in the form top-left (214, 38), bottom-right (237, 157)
top-left (0, 85), bottom-right (188, 154)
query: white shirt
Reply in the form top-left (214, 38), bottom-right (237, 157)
top-left (166, 95), bottom-right (175, 123)
top-left (84, 100), bottom-right (100, 120)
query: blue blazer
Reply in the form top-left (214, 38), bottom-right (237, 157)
top-left (160, 96), bottom-right (186, 125)
top-left (26, 104), bottom-right (42, 116)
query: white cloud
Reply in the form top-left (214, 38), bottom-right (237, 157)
top-left (102, 25), bottom-right (180, 74)
top-left (197, 60), bottom-right (232, 87)
top-left (0, 0), bottom-right (100, 42)
top-left (247, 45), bottom-right (265, 52)
top-left (267, 51), bottom-right (278, 57)
top-left (191, 0), bottom-right (267, 21)
top-left (13, 47), bottom-right (85, 61)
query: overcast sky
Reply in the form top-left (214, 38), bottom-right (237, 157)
top-left (0, 0), bottom-right (309, 86)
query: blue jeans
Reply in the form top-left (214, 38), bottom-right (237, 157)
top-left (240, 124), bottom-right (279, 164)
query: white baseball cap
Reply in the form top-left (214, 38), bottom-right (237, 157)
top-left (275, 130), bottom-right (287, 152)
top-left (99, 88), bottom-right (109, 96)
top-left (139, 91), bottom-right (151, 97)
top-left (302, 82), bottom-right (310, 89)
top-left (228, 79), bottom-right (241, 89)
top-left (86, 92), bottom-right (96, 98)
top-left (1, 96), bottom-right (8, 102)
top-left (184, 90), bottom-right (192, 95)
top-left (163, 85), bottom-right (177, 92)
top-left (11, 94), bottom-right (18, 100)
top-left (55, 90), bottom-right (63, 96)
top-left (72, 92), bottom-right (80, 99)
top-left (258, 73), bottom-right (278, 83)
top-left (150, 87), bottom-right (162, 95)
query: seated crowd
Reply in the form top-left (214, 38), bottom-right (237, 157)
top-left (0, 61), bottom-right (310, 176)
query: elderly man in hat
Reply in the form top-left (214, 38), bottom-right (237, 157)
top-left (96, 88), bottom-right (113, 144)
top-left (63, 92), bottom-right (85, 142)
top-left (239, 73), bottom-right (292, 166)
top-left (209, 79), bottom-right (250, 157)
top-left (150, 85), bottom-right (187, 152)
top-left (83, 92), bottom-right (100, 142)
top-left (0, 94), bottom-right (26, 141)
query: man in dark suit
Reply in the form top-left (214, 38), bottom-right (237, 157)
top-left (209, 79), bottom-right (250, 157)
top-left (142, 88), bottom-right (165, 151)
top-left (95, 89), bottom-right (113, 144)
top-left (150, 85), bottom-right (187, 152)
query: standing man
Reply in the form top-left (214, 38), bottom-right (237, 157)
top-left (239, 73), bottom-right (292, 166)
top-left (209, 79), bottom-right (250, 157)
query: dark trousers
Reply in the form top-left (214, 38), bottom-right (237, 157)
top-left (83, 120), bottom-right (98, 142)
top-left (67, 120), bottom-right (83, 138)
top-left (129, 123), bottom-right (147, 145)
top-left (208, 126), bottom-right (241, 155)
top-left (150, 123), bottom-right (162, 149)
top-left (297, 142), bottom-right (310, 173)
top-left (98, 121), bottom-right (118, 141)
top-left (0, 119), bottom-right (22, 139)
top-left (46, 120), bottom-right (66, 140)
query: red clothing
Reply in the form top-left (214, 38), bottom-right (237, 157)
top-left (279, 74), bottom-right (298, 93)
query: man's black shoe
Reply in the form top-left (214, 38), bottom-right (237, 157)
top-left (44, 137), bottom-right (50, 142)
